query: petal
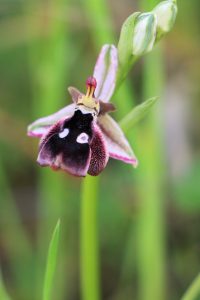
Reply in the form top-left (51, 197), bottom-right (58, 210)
top-left (27, 103), bottom-right (75, 138)
top-left (68, 87), bottom-right (83, 103)
top-left (99, 101), bottom-right (116, 115)
top-left (93, 44), bottom-right (118, 102)
top-left (97, 114), bottom-right (138, 167)
top-left (88, 124), bottom-right (109, 176)
top-left (28, 125), bottom-right (51, 138)
top-left (38, 110), bottom-right (95, 177)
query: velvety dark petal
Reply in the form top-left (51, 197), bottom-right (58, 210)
top-left (38, 110), bottom-right (94, 177)
top-left (98, 114), bottom-right (138, 167)
top-left (88, 124), bottom-right (109, 176)
top-left (68, 87), bottom-right (83, 103)
top-left (28, 103), bottom-right (75, 138)
top-left (37, 121), bottom-right (64, 167)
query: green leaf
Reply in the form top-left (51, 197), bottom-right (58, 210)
top-left (0, 272), bottom-right (11, 300)
top-left (42, 220), bottom-right (60, 300)
top-left (119, 97), bottom-right (158, 133)
top-left (181, 274), bottom-right (200, 300)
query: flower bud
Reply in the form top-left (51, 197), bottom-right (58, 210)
top-left (118, 12), bottom-right (140, 67)
top-left (153, 0), bottom-right (178, 39)
top-left (132, 12), bottom-right (157, 56)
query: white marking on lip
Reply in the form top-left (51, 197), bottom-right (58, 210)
top-left (76, 132), bottom-right (89, 144)
top-left (59, 128), bottom-right (69, 138)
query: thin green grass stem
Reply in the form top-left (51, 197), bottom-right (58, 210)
top-left (81, 176), bottom-right (100, 300)
top-left (136, 4), bottom-right (166, 297)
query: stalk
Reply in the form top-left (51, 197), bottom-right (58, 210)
top-left (81, 176), bottom-right (100, 300)
top-left (79, 1), bottom-right (111, 299)
top-left (137, 2), bottom-right (166, 300)
top-left (136, 46), bottom-right (166, 300)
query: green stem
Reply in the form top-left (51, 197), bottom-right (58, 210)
top-left (81, 176), bottom-right (100, 300)
top-left (116, 56), bottom-right (137, 90)
top-left (136, 2), bottom-right (166, 298)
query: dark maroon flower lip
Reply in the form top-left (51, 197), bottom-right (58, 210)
top-left (36, 110), bottom-right (109, 177)
top-left (27, 45), bottom-right (138, 177)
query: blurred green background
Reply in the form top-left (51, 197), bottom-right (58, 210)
top-left (0, 0), bottom-right (200, 300)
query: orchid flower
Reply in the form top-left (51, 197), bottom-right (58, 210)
top-left (27, 45), bottom-right (138, 177)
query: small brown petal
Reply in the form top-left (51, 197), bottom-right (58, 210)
top-left (68, 87), bottom-right (83, 103)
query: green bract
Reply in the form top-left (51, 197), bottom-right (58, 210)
top-left (120, 97), bottom-right (158, 133)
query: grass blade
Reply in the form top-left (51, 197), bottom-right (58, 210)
top-left (43, 220), bottom-right (60, 300)
top-left (181, 274), bottom-right (200, 300)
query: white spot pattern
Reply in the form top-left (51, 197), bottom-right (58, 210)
top-left (76, 132), bottom-right (89, 144)
top-left (59, 128), bottom-right (69, 138)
